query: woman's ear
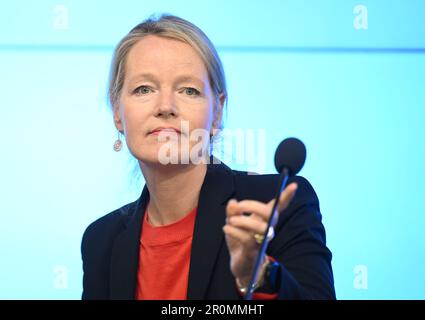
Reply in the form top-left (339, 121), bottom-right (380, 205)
top-left (113, 103), bottom-right (124, 133)
top-left (212, 93), bottom-right (226, 131)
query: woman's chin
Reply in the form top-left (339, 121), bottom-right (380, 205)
top-left (136, 153), bottom-right (209, 168)
top-left (129, 142), bottom-right (210, 167)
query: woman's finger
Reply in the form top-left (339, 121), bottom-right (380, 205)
top-left (226, 199), bottom-right (243, 218)
top-left (267, 182), bottom-right (298, 212)
top-left (223, 224), bottom-right (255, 246)
top-left (228, 215), bottom-right (268, 235)
top-left (278, 183), bottom-right (298, 212)
top-left (234, 200), bottom-right (271, 221)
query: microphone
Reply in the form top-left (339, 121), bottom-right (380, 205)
top-left (244, 137), bottom-right (306, 300)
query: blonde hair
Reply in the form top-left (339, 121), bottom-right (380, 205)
top-left (108, 14), bottom-right (227, 128)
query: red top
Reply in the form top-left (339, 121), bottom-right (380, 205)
top-left (135, 206), bottom-right (197, 300)
top-left (135, 205), bottom-right (278, 300)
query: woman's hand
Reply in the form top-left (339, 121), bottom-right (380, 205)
top-left (223, 182), bottom-right (298, 287)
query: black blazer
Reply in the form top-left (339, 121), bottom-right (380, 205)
top-left (81, 161), bottom-right (335, 299)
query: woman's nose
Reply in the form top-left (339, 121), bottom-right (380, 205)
top-left (155, 90), bottom-right (178, 118)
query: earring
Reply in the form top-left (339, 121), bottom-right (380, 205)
top-left (113, 131), bottom-right (123, 152)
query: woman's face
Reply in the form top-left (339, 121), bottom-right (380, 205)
top-left (114, 35), bottom-right (222, 166)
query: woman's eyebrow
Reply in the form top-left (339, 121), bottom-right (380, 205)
top-left (129, 73), bottom-right (159, 84)
top-left (128, 73), bottom-right (205, 88)
top-left (174, 75), bottom-right (204, 88)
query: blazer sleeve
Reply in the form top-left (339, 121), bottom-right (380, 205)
top-left (266, 176), bottom-right (336, 299)
top-left (81, 211), bottom-right (125, 300)
top-left (81, 221), bottom-right (109, 300)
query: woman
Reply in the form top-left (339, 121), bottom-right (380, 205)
top-left (81, 14), bottom-right (335, 300)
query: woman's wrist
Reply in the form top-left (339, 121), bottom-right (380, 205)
top-left (236, 256), bottom-right (270, 293)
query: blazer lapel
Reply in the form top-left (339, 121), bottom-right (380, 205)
top-left (187, 161), bottom-right (235, 299)
top-left (109, 186), bottom-right (149, 299)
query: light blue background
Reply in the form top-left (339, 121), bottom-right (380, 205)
top-left (0, 0), bottom-right (424, 299)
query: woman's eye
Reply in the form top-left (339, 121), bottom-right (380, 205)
top-left (183, 87), bottom-right (200, 96)
top-left (134, 86), bottom-right (152, 95)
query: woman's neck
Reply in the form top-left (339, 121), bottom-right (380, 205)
top-left (139, 161), bottom-right (207, 226)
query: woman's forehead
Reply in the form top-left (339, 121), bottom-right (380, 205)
top-left (125, 35), bottom-right (208, 79)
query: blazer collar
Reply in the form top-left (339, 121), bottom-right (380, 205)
top-left (109, 160), bottom-right (235, 299)
top-left (187, 160), bottom-right (235, 299)
top-left (109, 186), bottom-right (149, 299)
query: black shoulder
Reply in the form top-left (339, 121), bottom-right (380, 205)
top-left (288, 175), bottom-right (320, 209)
top-left (81, 200), bottom-right (139, 299)
top-left (232, 170), bottom-right (280, 202)
top-left (273, 175), bottom-right (323, 231)
top-left (81, 200), bottom-right (137, 260)
top-left (232, 170), bottom-right (319, 207)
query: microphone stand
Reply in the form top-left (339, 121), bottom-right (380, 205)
top-left (244, 167), bottom-right (289, 300)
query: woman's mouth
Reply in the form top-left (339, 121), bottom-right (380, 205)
top-left (149, 127), bottom-right (181, 136)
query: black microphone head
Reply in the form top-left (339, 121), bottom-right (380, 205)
top-left (274, 137), bottom-right (306, 175)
